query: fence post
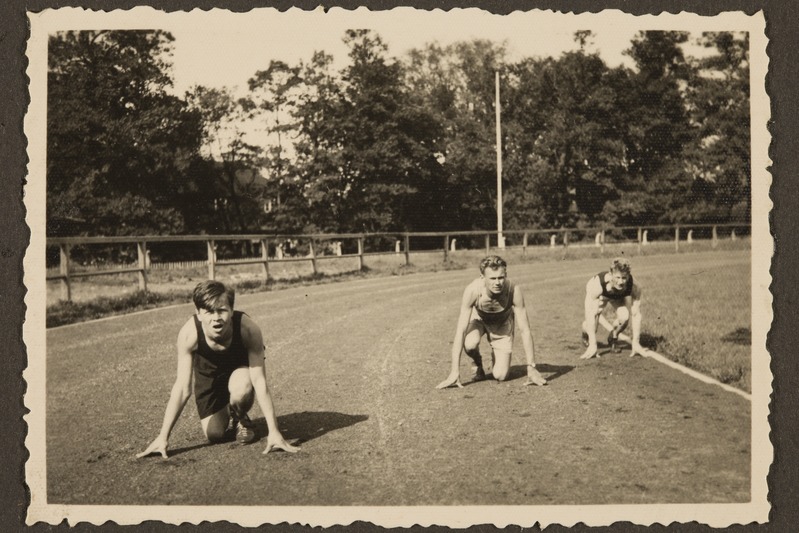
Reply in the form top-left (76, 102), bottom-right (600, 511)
top-left (207, 240), bottom-right (216, 280)
top-left (308, 239), bottom-right (318, 275)
top-left (600, 226), bottom-right (606, 254)
top-left (485, 234), bottom-right (490, 255)
top-left (563, 230), bottom-right (569, 248)
top-left (637, 227), bottom-right (642, 255)
top-left (443, 235), bottom-right (449, 263)
top-left (712, 226), bottom-right (718, 249)
top-left (260, 238), bottom-right (270, 283)
top-left (674, 225), bottom-right (680, 252)
top-left (136, 241), bottom-right (148, 292)
top-left (522, 232), bottom-right (528, 258)
top-left (404, 234), bottom-right (410, 266)
top-left (59, 243), bottom-right (71, 302)
top-left (357, 237), bottom-right (364, 271)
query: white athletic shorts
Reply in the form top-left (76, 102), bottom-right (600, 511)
top-left (466, 310), bottom-right (514, 358)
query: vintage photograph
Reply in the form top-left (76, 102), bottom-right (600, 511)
top-left (24, 6), bottom-right (771, 528)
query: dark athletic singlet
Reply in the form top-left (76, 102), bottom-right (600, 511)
top-left (475, 279), bottom-right (515, 326)
top-left (597, 271), bottom-right (634, 300)
top-left (193, 310), bottom-right (250, 419)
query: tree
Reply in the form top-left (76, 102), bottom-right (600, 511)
top-left (280, 50), bottom-right (343, 233)
top-left (245, 61), bottom-right (303, 212)
top-left (502, 45), bottom-right (629, 229)
top-left (291, 30), bottom-right (446, 234)
top-left (186, 85), bottom-right (265, 233)
top-left (405, 39), bottom-right (507, 232)
top-left (683, 31), bottom-right (751, 223)
top-left (47, 30), bottom-right (204, 236)
top-left (615, 31), bottom-right (694, 225)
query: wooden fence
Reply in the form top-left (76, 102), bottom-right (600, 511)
top-left (46, 223), bottom-right (749, 302)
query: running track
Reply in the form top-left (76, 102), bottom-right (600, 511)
top-left (44, 252), bottom-right (751, 506)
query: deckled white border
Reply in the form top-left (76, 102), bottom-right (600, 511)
top-left (24, 6), bottom-right (772, 528)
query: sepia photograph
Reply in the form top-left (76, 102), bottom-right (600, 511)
top-left (23, 5), bottom-right (772, 528)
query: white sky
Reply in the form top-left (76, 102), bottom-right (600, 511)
top-left (31, 6), bottom-right (746, 153)
top-left (33, 6), bottom-right (756, 98)
top-left (163, 7), bottom-right (721, 97)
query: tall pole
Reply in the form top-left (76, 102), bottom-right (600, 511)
top-left (495, 70), bottom-right (504, 249)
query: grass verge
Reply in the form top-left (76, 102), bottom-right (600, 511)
top-left (636, 260), bottom-right (751, 392)
top-left (47, 267), bottom-right (389, 328)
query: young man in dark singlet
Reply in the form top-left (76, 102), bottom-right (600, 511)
top-left (436, 255), bottom-right (547, 389)
top-left (580, 257), bottom-right (644, 359)
top-left (137, 280), bottom-right (298, 458)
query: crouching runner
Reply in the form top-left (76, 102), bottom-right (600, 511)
top-left (580, 257), bottom-right (644, 359)
top-left (138, 280), bottom-right (298, 458)
top-left (437, 255), bottom-right (547, 389)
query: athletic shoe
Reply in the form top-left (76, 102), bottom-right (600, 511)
top-left (607, 332), bottom-right (621, 353)
top-left (581, 332), bottom-right (589, 347)
top-left (231, 410), bottom-right (257, 444)
top-left (473, 365), bottom-right (487, 382)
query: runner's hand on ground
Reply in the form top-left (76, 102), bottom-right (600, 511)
top-left (436, 372), bottom-right (463, 389)
top-left (263, 432), bottom-right (300, 455)
top-left (580, 345), bottom-right (599, 359)
top-left (629, 342), bottom-right (646, 358)
top-left (136, 436), bottom-right (169, 459)
top-left (524, 367), bottom-right (547, 386)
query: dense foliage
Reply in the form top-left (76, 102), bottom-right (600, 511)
top-left (47, 29), bottom-right (750, 237)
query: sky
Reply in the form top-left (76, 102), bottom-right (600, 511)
top-left (141, 6), bottom-right (731, 155)
top-left (163, 7), bottom-right (719, 97)
top-left (32, 6), bottom-right (756, 99)
top-left (29, 6), bottom-right (746, 153)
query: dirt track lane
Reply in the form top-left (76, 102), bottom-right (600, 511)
top-left (46, 252), bottom-right (751, 505)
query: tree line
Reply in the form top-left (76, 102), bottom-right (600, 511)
top-left (47, 29), bottom-right (750, 238)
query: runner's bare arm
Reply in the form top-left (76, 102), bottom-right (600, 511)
top-left (136, 319), bottom-right (196, 459)
top-left (241, 315), bottom-right (299, 454)
top-left (581, 277), bottom-right (604, 359)
top-left (512, 287), bottom-right (547, 386)
top-left (436, 283), bottom-right (478, 389)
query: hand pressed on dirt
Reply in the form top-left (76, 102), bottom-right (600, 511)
top-left (524, 367), bottom-right (547, 386)
top-left (629, 343), bottom-right (647, 358)
top-left (580, 345), bottom-right (599, 359)
top-left (136, 436), bottom-right (169, 459)
top-left (262, 433), bottom-right (300, 455)
top-left (436, 373), bottom-right (464, 389)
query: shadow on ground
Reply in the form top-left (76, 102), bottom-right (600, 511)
top-left (721, 327), bottom-right (750, 345)
top-left (640, 332), bottom-right (666, 351)
top-left (166, 441), bottom-right (216, 457)
top-left (506, 363), bottom-right (574, 382)
top-left (252, 411), bottom-right (369, 445)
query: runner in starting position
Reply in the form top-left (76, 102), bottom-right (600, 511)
top-left (437, 255), bottom-right (547, 389)
top-left (580, 257), bottom-right (644, 359)
top-left (137, 280), bottom-right (299, 458)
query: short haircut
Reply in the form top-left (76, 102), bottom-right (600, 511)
top-left (193, 280), bottom-right (235, 311)
top-left (610, 257), bottom-right (632, 274)
top-left (479, 255), bottom-right (508, 274)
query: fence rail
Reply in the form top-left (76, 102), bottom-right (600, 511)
top-left (46, 223), bottom-right (749, 302)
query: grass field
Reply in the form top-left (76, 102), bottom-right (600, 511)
top-left (42, 250), bottom-right (752, 507)
top-left (642, 259), bottom-right (751, 391)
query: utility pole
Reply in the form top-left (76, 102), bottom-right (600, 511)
top-left (495, 70), bottom-right (505, 249)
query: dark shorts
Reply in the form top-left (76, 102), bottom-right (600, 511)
top-left (194, 365), bottom-right (247, 420)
